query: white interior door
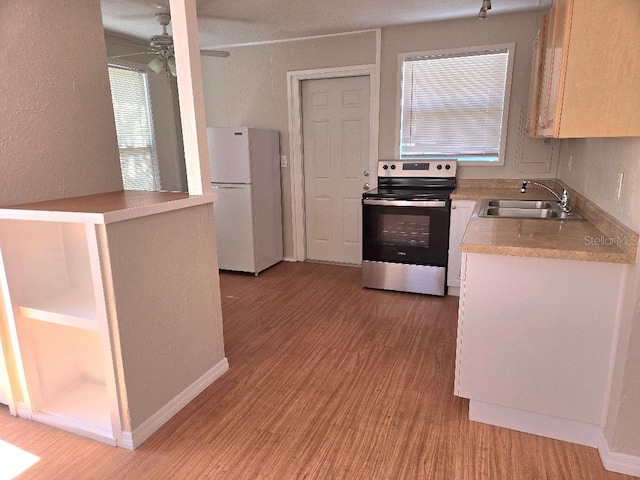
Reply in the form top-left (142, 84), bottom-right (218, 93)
top-left (302, 76), bottom-right (370, 265)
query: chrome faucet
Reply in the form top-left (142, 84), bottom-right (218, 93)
top-left (521, 179), bottom-right (572, 214)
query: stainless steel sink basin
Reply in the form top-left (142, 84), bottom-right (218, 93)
top-left (478, 199), bottom-right (582, 220)
top-left (483, 207), bottom-right (560, 219)
top-left (486, 199), bottom-right (554, 209)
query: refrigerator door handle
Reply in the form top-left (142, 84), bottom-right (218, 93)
top-left (212, 185), bottom-right (246, 189)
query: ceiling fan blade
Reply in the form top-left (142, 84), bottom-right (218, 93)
top-left (109, 52), bottom-right (156, 59)
top-left (110, 41), bottom-right (147, 48)
top-left (200, 50), bottom-right (230, 58)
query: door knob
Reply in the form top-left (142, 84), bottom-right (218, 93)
top-left (363, 170), bottom-right (370, 177)
top-left (363, 183), bottom-right (370, 190)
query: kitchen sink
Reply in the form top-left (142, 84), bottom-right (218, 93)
top-left (486, 199), bottom-right (554, 209)
top-left (483, 207), bottom-right (560, 219)
top-left (478, 199), bottom-right (582, 220)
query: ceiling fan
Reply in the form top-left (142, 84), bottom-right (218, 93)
top-left (110, 12), bottom-right (230, 77)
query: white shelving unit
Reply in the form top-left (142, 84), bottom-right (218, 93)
top-left (35, 382), bottom-right (111, 441)
top-left (19, 290), bottom-right (98, 332)
top-left (0, 218), bottom-right (120, 445)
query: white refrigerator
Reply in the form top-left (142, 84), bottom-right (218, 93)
top-left (207, 127), bottom-right (283, 274)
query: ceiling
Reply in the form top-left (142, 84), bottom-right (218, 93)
top-left (101, 0), bottom-right (551, 49)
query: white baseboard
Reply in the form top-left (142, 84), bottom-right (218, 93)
top-left (15, 402), bottom-right (31, 420)
top-left (468, 400), bottom-right (601, 447)
top-left (447, 286), bottom-right (461, 297)
top-left (283, 256), bottom-right (297, 262)
top-left (118, 357), bottom-right (229, 450)
top-left (598, 432), bottom-right (640, 477)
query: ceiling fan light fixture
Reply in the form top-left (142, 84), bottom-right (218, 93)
top-left (167, 55), bottom-right (177, 76)
top-left (478, 0), bottom-right (491, 18)
top-left (148, 56), bottom-right (165, 74)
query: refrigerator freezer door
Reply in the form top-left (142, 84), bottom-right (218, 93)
top-left (212, 183), bottom-right (256, 273)
top-left (207, 127), bottom-right (251, 184)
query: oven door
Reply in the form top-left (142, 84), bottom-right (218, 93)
top-left (362, 199), bottom-right (451, 266)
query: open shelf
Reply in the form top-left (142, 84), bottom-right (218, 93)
top-left (34, 381), bottom-right (114, 443)
top-left (19, 290), bottom-right (97, 331)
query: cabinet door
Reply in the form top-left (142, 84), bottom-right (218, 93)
top-left (447, 200), bottom-right (475, 290)
top-left (525, 15), bottom-right (547, 138)
top-left (456, 253), bottom-right (622, 425)
top-left (538, 0), bottom-right (573, 137)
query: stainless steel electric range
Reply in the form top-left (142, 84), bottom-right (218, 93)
top-left (362, 160), bottom-right (457, 296)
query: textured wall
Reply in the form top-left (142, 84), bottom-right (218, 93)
top-left (558, 138), bottom-right (640, 457)
top-left (379, 10), bottom-right (558, 180)
top-left (201, 31), bottom-right (377, 259)
top-left (558, 138), bottom-right (640, 232)
top-left (0, 0), bottom-right (123, 207)
top-left (105, 205), bottom-right (225, 430)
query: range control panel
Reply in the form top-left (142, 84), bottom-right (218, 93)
top-left (377, 160), bottom-right (458, 178)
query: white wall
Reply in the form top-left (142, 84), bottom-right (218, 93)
top-left (379, 10), bottom-right (558, 180)
top-left (104, 34), bottom-right (187, 192)
top-left (0, 0), bottom-right (123, 207)
top-left (201, 30), bottom-right (377, 259)
top-left (558, 138), bottom-right (640, 457)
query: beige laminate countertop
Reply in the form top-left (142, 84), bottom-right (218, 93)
top-left (451, 187), bottom-right (637, 264)
top-left (0, 190), bottom-right (215, 224)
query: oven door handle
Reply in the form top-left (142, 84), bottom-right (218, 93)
top-left (363, 199), bottom-right (448, 208)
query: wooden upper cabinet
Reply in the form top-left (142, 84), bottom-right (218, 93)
top-left (529, 0), bottom-right (640, 138)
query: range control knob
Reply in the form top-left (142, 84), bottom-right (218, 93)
top-left (437, 164), bottom-right (443, 170)
top-left (390, 164), bottom-right (396, 170)
top-left (382, 164), bottom-right (389, 170)
top-left (445, 164), bottom-right (451, 170)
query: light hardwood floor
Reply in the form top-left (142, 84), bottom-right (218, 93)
top-left (1, 262), bottom-right (633, 479)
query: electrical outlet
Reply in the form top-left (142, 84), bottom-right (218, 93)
top-left (568, 155), bottom-right (573, 171)
top-left (617, 172), bottom-right (624, 199)
top-left (280, 155), bottom-right (288, 168)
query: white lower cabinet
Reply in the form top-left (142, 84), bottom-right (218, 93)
top-left (447, 200), bottom-right (475, 294)
top-left (455, 252), bottom-right (625, 445)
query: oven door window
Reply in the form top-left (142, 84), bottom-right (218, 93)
top-left (362, 203), bottom-right (450, 266)
top-left (380, 212), bottom-right (431, 246)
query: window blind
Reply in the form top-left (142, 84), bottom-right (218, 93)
top-left (108, 65), bottom-right (160, 191)
top-left (400, 48), bottom-right (510, 162)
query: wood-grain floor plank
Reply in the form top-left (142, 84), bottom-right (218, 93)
top-left (1, 262), bottom-right (633, 479)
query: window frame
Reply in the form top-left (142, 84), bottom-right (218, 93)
top-left (395, 43), bottom-right (515, 166)
top-left (108, 61), bottom-right (161, 191)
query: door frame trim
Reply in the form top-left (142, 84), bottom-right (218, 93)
top-left (287, 63), bottom-right (380, 262)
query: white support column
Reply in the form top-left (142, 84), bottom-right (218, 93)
top-left (168, 0), bottom-right (211, 196)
